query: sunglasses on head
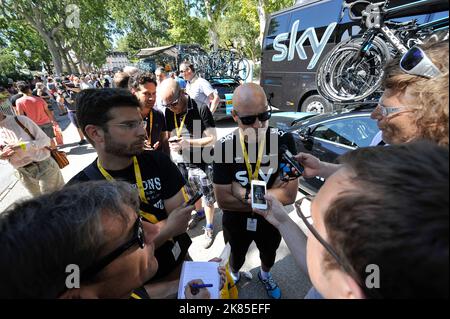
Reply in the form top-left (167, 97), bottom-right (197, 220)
top-left (234, 105), bottom-right (272, 125)
top-left (400, 46), bottom-right (442, 79)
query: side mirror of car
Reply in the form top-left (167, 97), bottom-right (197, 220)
top-left (299, 127), bottom-right (314, 151)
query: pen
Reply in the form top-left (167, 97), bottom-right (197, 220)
top-left (190, 284), bottom-right (213, 289)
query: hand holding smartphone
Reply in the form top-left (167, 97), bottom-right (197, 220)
top-left (186, 192), bottom-right (203, 207)
top-left (251, 180), bottom-right (267, 210)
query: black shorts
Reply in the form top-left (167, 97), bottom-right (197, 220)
top-left (222, 212), bottom-right (282, 272)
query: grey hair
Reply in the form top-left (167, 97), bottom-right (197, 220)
top-left (0, 180), bottom-right (140, 298)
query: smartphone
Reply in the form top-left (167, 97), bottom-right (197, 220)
top-left (251, 180), bottom-right (267, 210)
top-left (281, 145), bottom-right (304, 176)
top-left (186, 192), bottom-right (203, 206)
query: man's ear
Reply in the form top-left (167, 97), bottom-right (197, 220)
top-left (231, 110), bottom-right (239, 123)
top-left (84, 124), bottom-right (104, 145)
top-left (59, 287), bottom-right (99, 299)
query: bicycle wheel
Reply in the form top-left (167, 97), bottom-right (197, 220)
top-left (316, 36), bottom-right (391, 102)
top-left (233, 58), bottom-right (251, 81)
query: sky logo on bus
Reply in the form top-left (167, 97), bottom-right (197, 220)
top-left (272, 20), bottom-right (337, 70)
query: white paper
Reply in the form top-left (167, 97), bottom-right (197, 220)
top-left (177, 261), bottom-right (220, 299)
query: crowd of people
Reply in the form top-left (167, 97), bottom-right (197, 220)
top-left (0, 33), bottom-right (448, 299)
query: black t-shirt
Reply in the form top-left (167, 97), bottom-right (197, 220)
top-left (68, 151), bottom-right (191, 280)
top-left (68, 151), bottom-right (184, 221)
top-left (144, 109), bottom-right (166, 148)
top-left (165, 97), bottom-right (215, 165)
top-left (213, 127), bottom-right (297, 214)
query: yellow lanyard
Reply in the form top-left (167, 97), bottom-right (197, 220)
top-left (97, 157), bottom-right (158, 223)
top-left (148, 111), bottom-right (153, 145)
top-left (239, 130), bottom-right (266, 181)
top-left (174, 112), bottom-right (187, 138)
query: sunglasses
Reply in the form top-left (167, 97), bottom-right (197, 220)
top-left (400, 46), bottom-right (442, 79)
top-left (234, 106), bottom-right (272, 125)
top-left (161, 93), bottom-right (181, 109)
top-left (82, 216), bottom-right (145, 280)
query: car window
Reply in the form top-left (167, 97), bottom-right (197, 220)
top-left (311, 116), bottom-right (379, 148)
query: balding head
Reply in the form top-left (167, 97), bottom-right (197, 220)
top-left (158, 78), bottom-right (186, 114)
top-left (232, 83), bottom-right (267, 115)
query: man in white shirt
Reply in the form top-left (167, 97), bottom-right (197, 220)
top-left (0, 111), bottom-right (65, 196)
top-left (179, 61), bottom-right (220, 114)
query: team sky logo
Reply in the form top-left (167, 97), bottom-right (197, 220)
top-left (235, 168), bottom-right (276, 187)
top-left (272, 20), bottom-right (337, 70)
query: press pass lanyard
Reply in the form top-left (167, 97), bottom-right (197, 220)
top-left (239, 130), bottom-right (266, 182)
top-left (148, 111), bottom-right (153, 145)
top-left (97, 156), bottom-right (158, 223)
top-left (174, 112), bottom-right (187, 138)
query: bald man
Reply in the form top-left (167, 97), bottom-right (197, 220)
top-left (212, 83), bottom-right (299, 299)
top-left (159, 79), bottom-right (218, 249)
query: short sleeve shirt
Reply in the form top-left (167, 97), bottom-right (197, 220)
top-left (213, 127), bottom-right (297, 214)
top-left (186, 76), bottom-right (217, 108)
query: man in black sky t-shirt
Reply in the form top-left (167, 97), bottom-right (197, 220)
top-left (67, 88), bottom-right (194, 288)
top-left (213, 83), bottom-right (300, 299)
top-left (159, 79), bottom-right (218, 249)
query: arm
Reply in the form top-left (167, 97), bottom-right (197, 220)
top-left (42, 100), bottom-right (56, 122)
top-left (152, 190), bottom-right (192, 248)
top-left (187, 127), bottom-right (216, 147)
top-left (209, 92), bottom-right (220, 114)
top-left (214, 183), bottom-right (252, 212)
top-left (253, 195), bottom-right (308, 274)
top-left (267, 176), bottom-right (298, 205)
top-left (20, 117), bottom-right (51, 149)
top-left (294, 152), bottom-right (342, 179)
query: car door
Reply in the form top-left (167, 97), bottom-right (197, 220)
top-left (299, 114), bottom-right (379, 194)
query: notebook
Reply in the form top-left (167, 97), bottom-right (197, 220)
top-left (177, 261), bottom-right (220, 299)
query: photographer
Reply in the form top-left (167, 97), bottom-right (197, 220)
top-left (212, 83), bottom-right (299, 299)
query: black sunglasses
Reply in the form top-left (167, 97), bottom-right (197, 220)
top-left (82, 216), bottom-right (145, 280)
top-left (234, 105), bottom-right (272, 125)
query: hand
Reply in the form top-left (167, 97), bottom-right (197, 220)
top-left (0, 145), bottom-right (18, 160)
top-left (231, 182), bottom-right (247, 203)
top-left (165, 204), bottom-right (194, 236)
top-left (208, 258), bottom-right (226, 290)
top-left (252, 194), bottom-right (291, 228)
top-left (169, 139), bottom-right (182, 153)
top-left (293, 152), bottom-right (322, 178)
top-left (184, 279), bottom-right (211, 299)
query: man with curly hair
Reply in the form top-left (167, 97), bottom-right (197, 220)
top-left (370, 32), bottom-right (449, 146)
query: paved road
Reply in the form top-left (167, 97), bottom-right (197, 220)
top-left (0, 115), bottom-right (312, 299)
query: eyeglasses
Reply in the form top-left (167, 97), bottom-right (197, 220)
top-left (109, 120), bottom-right (146, 130)
top-left (83, 216), bottom-right (145, 280)
top-left (234, 105), bottom-right (272, 125)
top-left (400, 46), bottom-right (442, 79)
top-left (161, 93), bottom-right (180, 109)
top-left (376, 102), bottom-right (404, 117)
top-left (295, 196), bottom-right (356, 277)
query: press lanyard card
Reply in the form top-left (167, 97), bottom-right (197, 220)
top-left (172, 241), bottom-right (181, 260)
top-left (247, 218), bottom-right (257, 232)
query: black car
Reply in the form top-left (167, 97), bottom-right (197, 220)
top-left (269, 106), bottom-right (380, 195)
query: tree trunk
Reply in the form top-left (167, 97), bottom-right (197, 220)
top-left (17, 8), bottom-right (63, 75)
top-left (204, 0), bottom-right (219, 50)
top-left (257, 0), bottom-right (267, 49)
top-left (66, 52), bottom-right (79, 74)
